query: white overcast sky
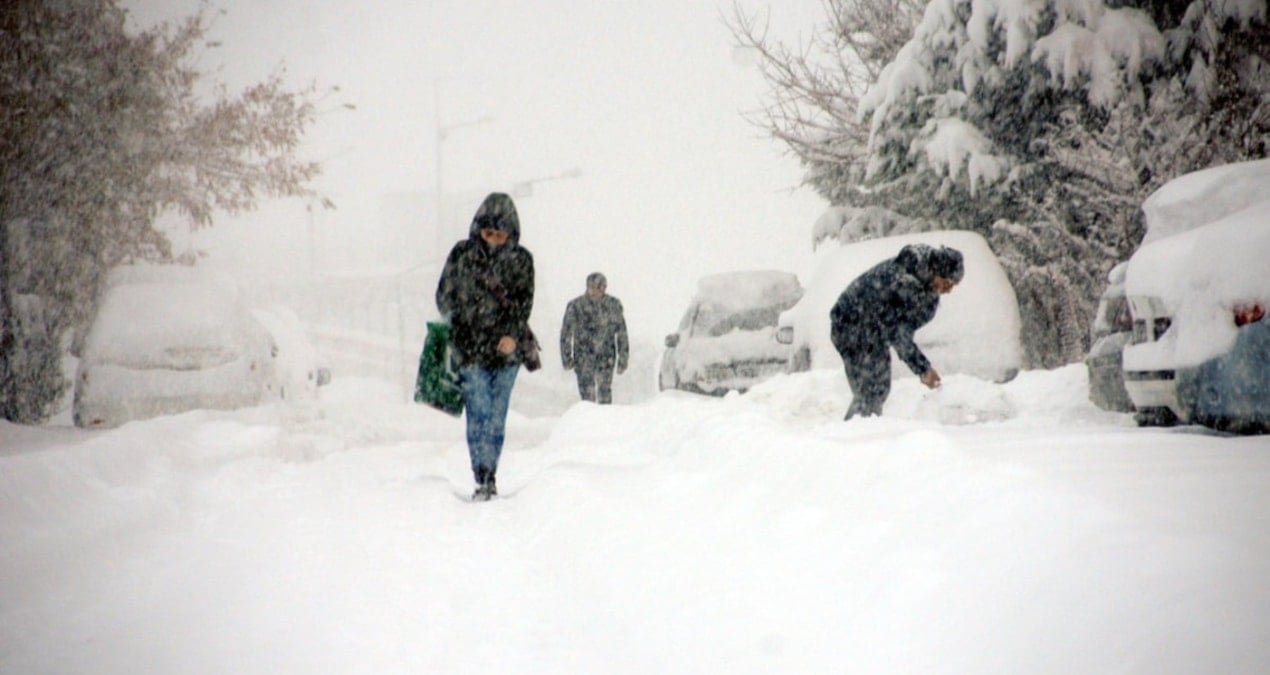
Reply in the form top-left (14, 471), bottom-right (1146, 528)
top-left (123, 0), bottom-right (829, 340)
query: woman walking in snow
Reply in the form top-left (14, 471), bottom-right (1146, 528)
top-left (435, 193), bottom-right (535, 500)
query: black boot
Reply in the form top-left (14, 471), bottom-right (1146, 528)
top-left (472, 467), bottom-right (493, 501)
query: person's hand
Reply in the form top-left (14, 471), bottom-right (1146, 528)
top-left (617, 364), bottom-right (627, 375)
top-left (920, 368), bottom-right (941, 389)
top-left (563, 359), bottom-right (574, 371)
top-left (497, 335), bottom-right (516, 355)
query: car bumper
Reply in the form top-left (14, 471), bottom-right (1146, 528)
top-left (676, 359), bottom-right (790, 396)
top-left (1125, 321), bottom-right (1270, 429)
top-left (1124, 369), bottom-right (1185, 419)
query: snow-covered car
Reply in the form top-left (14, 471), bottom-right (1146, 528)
top-left (777, 230), bottom-right (1022, 382)
top-left (1084, 262), bottom-right (1134, 412)
top-left (73, 265), bottom-right (329, 429)
top-left (1121, 161), bottom-right (1270, 433)
top-left (251, 305), bottom-right (332, 400)
top-left (659, 270), bottom-right (803, 395)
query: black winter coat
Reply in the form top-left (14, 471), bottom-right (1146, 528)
top-left (436, 194), bottom-right (535, 369)
top-left (560, 294), bottom-right (629, 371)
top-left (829, 244), bottom-right (943, 376)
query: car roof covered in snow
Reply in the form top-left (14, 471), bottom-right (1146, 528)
top-left (1127, 198), bottom-right (1270, 305)
top-left (1141, 158), bottom-right (1270, 247)
top-left (692, 270), bottom-right (803, 312)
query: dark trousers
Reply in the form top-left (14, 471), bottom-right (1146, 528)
top-left (575, 363), bottom-right (614, 404)
top-left (835, 336), bottom-right (891, 420)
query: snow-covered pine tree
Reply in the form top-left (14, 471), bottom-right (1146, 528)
top-left (736, 0), bottom-right (1266, 368)
top-left (0, 0), bottom-right (335, 423)
top-left (727, 0), bottom-right (927, 207)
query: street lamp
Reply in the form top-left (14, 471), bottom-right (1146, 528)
top-left (511, 167), bottom-right (584, 198)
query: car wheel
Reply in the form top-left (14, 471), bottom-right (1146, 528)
top-left (1135, 406), bottom-right (1178, 427)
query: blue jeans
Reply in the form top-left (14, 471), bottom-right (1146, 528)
top-left (459, 364), bottom-right (519, 478)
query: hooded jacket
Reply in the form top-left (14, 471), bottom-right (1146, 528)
top-left (435, 193), bottom-right (535, 369)
top-left (829, 244), bottom-right (960, 376)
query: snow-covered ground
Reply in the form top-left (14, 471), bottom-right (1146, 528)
top-left (3, 365), bottom-right (1267, 674)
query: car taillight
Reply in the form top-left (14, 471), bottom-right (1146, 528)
top-left (1234, 303), bottom-right (1265, 327)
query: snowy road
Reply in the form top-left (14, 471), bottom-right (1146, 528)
top-left (3, 367), bottom-right (1268, 673)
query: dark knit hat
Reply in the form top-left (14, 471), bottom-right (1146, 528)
top-left (930, 246), bottom-right (964, 282)
top-left (586, 272), bottom-right (607, 289)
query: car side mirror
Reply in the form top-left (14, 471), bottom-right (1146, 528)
top-left (775, 326), bottom-right (793, 345)
top-left (664, 334), bottom-right (680, 349)
top-left (316, 367), bottom-right (332, 386)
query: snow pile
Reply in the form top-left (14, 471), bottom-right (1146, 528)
top-left (5, 365), bottom-right (1266, 673)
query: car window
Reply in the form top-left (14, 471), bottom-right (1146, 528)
top-left (691, 303), bottom-right (782, 337)
top-left (1096, 295), bottom-right (1132, 335)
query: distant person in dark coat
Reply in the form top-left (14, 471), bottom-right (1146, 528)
top-left (560, 272), bottom-right (629, 404)
top-left (436, 192), bottom-right (534, 500)
top-left (830, 244), bottom-right (964, 420)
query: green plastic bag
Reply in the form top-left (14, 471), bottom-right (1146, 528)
top-left (414, 321), bottom-right (463, 416)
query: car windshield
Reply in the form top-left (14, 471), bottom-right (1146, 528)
top-left (682, 271), bottom-right (803, 338)
top-left (691, 303), bottom-right (783, 338)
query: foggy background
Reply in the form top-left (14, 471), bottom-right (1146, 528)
top-left (122, 0), bottom-right (828, 342)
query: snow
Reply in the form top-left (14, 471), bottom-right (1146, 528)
top-left (1031, 7), bottom-right (1164, 107)
top-left (251, 305), bottom-right (327, 401)
top-left (4, 364), bottom-right (1269, 673)
top-left (861, 0), bottom-right (1169, 187)
top-left (810, 205), bottom-right (929, 249)
top-left (688, 270), bottom-right (803, 321)
top-left (912, 117), bottom-right (1008, 195)
top-left (1139, 158), bottom-right (1270, 246)
top-left (83, 267), bottom-right (261, 370)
